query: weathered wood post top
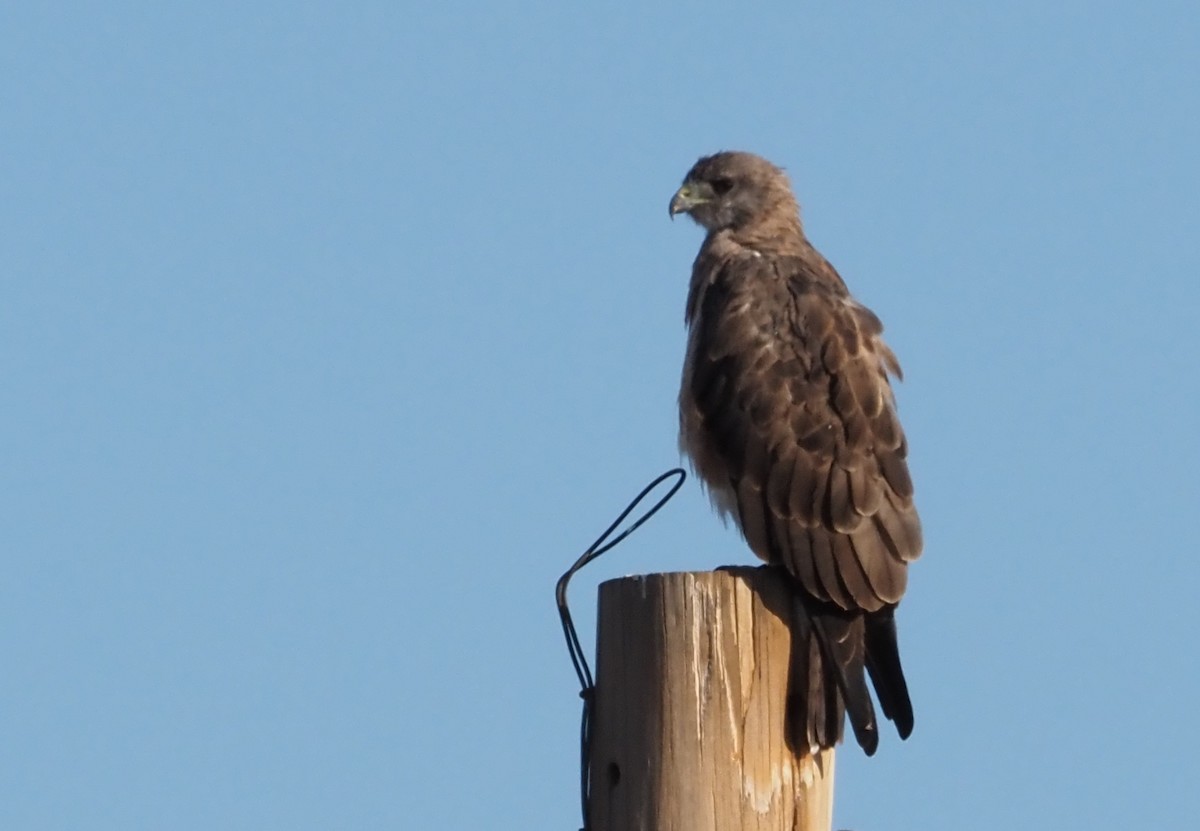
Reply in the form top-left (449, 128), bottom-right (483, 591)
top-left (588, 567), bottom-right (834, 831)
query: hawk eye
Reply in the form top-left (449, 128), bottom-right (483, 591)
top-left (710, 176), bottom-right (734, 196)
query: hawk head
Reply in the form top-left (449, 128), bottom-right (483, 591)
top-left (669, 151), bottom-right (800, 232)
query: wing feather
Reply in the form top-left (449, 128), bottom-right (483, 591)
top-left (766, 449), bottom-right (797, 519)
top-left (735, 477), bottom-right (771, 562)
top-left (681, 248), bottom-right (921, 614)
top-left (809, 526), bottom-right (852, 609)
top-left (826, 465), bottom-right (862, 533)
top-left (784, 518), bottom-right (825, 603)
top-left (831, 529), bottom-right (877, 607)
top-left (848, 459), bottom-right (882, 516)
top-left (879, 436), bottom-right (914, 499)
top-left (851, 521), bottom-right (907, 604)
top-left (787, 451), bottom-right (820, 528)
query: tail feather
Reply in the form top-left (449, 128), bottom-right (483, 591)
top-left (786, 589), bottom-right (913, 756)
top-left (786, 598), bottom-right (843, 750)
top-left (809, 603), bottom-right (879, 756)
top-left (788, 596), bottom-right (880, 755)
top-left (864, 606), bottom-right (914, 739)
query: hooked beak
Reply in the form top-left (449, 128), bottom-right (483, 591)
top-left (669, 183), bottom-right (706, 219)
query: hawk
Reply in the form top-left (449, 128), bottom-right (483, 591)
top-left (670, 151), bottom-right (922, 756)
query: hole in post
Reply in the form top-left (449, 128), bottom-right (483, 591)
top-left (606, 762), bottom-right (621, 786)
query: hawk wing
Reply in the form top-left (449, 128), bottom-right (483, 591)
top-left (681, 249), bottom-right (922, 613)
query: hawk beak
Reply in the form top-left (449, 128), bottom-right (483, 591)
top-left (669, 184), bottom-right (704, 219)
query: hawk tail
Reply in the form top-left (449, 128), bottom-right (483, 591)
top-left (787, 596), bottom-right (881, 756)
top-left (864, 606), bottom-right (914, 739)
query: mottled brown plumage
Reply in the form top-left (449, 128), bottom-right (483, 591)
top-left (671, 151), bottom-right (922, 756)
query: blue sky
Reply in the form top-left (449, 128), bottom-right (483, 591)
top-left (3, 2), bottom-right (1199, 829)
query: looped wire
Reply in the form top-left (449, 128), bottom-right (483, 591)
top-left (555, 467), bottom-right (686, 831)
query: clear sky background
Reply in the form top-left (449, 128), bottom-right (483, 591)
top-left (4, 2), bottom-right (1198, 829)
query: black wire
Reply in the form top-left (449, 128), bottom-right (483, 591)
top-left (555, 467), bottom-right (686, 831)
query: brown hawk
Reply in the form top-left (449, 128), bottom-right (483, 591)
top-left (670, 151), bottom-right (922, 755)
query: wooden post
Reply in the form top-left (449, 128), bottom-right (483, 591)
top-left (588, 568), bottom-right (834, 831)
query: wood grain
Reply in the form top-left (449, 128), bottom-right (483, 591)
top-left (589, 568), bottom-right (833, 831)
